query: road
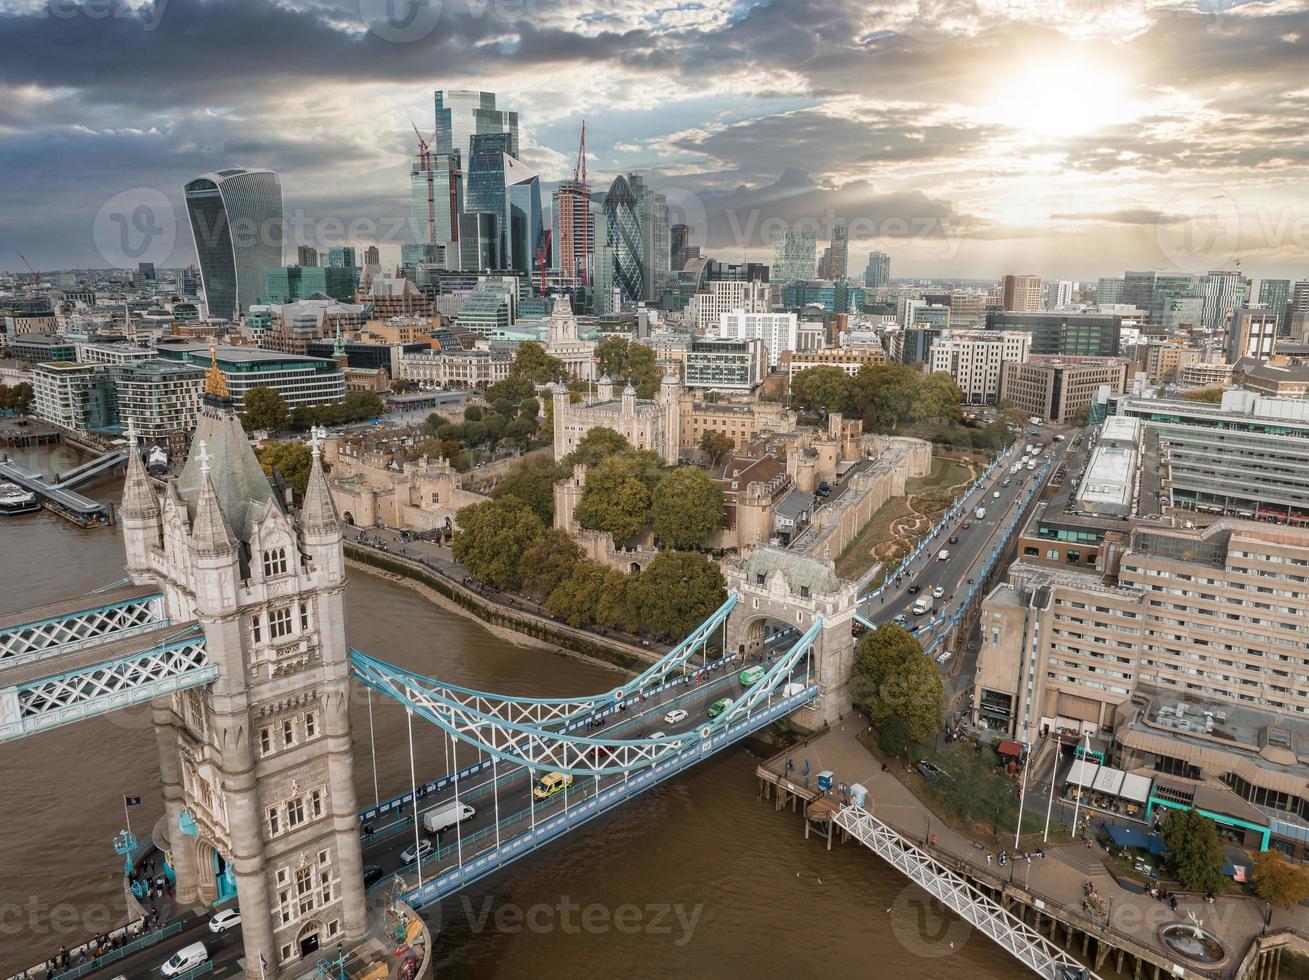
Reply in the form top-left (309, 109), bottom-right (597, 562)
top-left (84, 637), bottom-right (805, 980)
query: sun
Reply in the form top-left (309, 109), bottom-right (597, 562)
top-left (982, 52), bottom-right (1137, 141)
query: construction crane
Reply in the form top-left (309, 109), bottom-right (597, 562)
top-left (412, 123), bottom-right (437, 247)
top-left (17, 253), bottom-right (39, 290)
top-left (535, 229), bottom-right (553, 297)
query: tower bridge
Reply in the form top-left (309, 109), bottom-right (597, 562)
top-left (0, 372), bottom-right (1067, 980)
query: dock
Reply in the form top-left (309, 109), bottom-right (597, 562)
top-left (0, 451), bottom-right (123, 526)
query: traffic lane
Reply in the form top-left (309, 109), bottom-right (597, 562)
top-left (86, 918), bottom-right (243, 980)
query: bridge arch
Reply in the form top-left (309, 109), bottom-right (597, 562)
top-left (725, 547), bottom-right (857, 728)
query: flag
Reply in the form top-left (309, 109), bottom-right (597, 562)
top-left (124, 795), bottom-right (142, 806)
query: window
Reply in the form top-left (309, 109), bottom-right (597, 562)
top-left (282, 719), bottom-right (295, 747)
top-left (259, 726), bottom-right (272, 754)
top-left (304, 712), bottom-right (317, 738)
top-left (263, 546), bottom-right (288, 578)
top-left (279, 897), bottom-right (291, 925)
top-left (287, 797), bottom-right (306, 828)
top-left (267, 807), bottom-right (280, 836)
top-left (269, 607), bottom-right (293, 639)
top-left (299, 602), bottom-right (310, 631)
top-left (280, 943), bottom-right (293, 962)
top-left (310, 788), bottom-right (324, 819)
top-left (251, 615), bottom-right (262, 644)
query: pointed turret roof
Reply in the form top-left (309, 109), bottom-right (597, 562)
top-left (298, 426), bottom-right (338, 535)
top-left (176, 400), bottom-right (275, 543)
top-left (189, 448), bottom-right (238, 556)
top-left (121, 423), bottom-right (159, 520)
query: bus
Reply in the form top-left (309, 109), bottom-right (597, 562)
top-left (740, 665), bottom-right (767, 686)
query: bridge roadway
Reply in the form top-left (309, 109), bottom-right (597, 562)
top-left (857, 424), bottom-right (1073, 646)
top-left (78, 646), bottom-right (805, 980)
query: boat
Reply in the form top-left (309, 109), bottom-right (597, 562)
top-left (0, 481), bottom-right (39, 516)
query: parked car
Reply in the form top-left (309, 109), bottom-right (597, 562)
top-left (663, 708), bottom-right (688, 725)
top-left (400, 839), bottom-right (433, 864)
top-left (208, 909), bottom-right (241, 934)
top-left (816, 481), bottom-right (832, 497)
top-left (916, 760), bottom-right (951, 781)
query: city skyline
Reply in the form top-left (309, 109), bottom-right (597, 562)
top-left (1, 0), bottom-right (1307, 279)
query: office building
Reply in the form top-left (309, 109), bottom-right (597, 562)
top-left (1043, 279), bottom-right (1075, 310)
top-left (786, 346), bottom-right (887, 380)
top-left (1201, 270), bottom-right (1249, 332)
top-left (410, 146), bottom-right (462, 263)
top-left (1097, 278), bottom-right (1124, 305)
top-left (327, 246), bottom-right (356, 269)
top-left (719, 310), bottom-right (798, 368)
top-left (780, 280), bottom-right (864, 315)
top-left (363, 246), bottom-right (380, 268)
top-left (985, 311), bottom-right (1122, 357)
top-left (297, 245), bottom-right (319, 267)
top-left (33, 361), bottom-right (117, 431)
top-left (948, 292), bottom-right (989, 328)
top-left (552, 179), bottom-right (593, 286)
top-left (898, 327), bottom-right (941, 365)
top-left (79, 342), bottom-right (156, 367)
top-left (154, 344), bottom-right (345, 410)
top-left (683, 338), bottom-right (767, 392)
top-left (817, 224), bottom-right (848, 281)
top-left (434, 89), bottom-right (518, 161)
top-left (1225, 307), bottom-right (1278, 363)
top-left (927, 329), bottom-right (1031, 406)
top-left (397, 348), bottom-right (512, 390)
top-left (901, 299), bottom-right (951, 330)
top-left (505, 158), bottom-right (543, 276)
top-left (1290, 281), bottom-right (1309, 338)
top-left (184, 167), bottom-right (284, 321)
top-left (670, 224), bottom-right (699, 272)
top-left (693, 280), bottom-right (768, 333)
top-left (1000, 274), bottom-right (1043, 313)
top-left (1258, 279), bottom-right (1291, 335)
top-left (453, 281), bottom-right (516, 335)
top-left (864, 251), bottom-right (890, 289)
top-left (114, 360), bottom-right (205, 438)
top-left (1122, 270), bottom-right (1158, 313)
top-left (263, 266), bottom-right (356, 304)
top-left (999, 355), bottom-right (1132, 424)
top-left (1241, 363), bottom-right (1309, 399)
top-left (772, 230), bottom-right (817, 283)
top-left (1140, 340), bottom-right (1200, 383)
top-left (603, 174), bottom-right (643, 306)
top-left (10, 334), bottom-right (78, 364)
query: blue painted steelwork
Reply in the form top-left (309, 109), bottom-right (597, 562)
top-left (0, 590), bottom-right (167, 669)
top-left (396, 682), bottom-right (818, 910)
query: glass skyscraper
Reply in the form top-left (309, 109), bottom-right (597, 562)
top-left (434, 90), bottom-right (519, 161)
top-left (603, 175), bottom-right (643, 306)
top-left (183, 167), bottom-right (283, 321)
top-left (505, 156), bottom-right (542, 276)
top-left (864, 250), bottom-right (890, 289)
top-left (772, 230), bottom-right (817, 283)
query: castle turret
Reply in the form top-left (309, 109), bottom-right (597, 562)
top-left (551, 381), bottom-right (570, 460)
top-left (621, 382), bottom-right (636, 416)
top-left (659, 371), bottom-right (681, 465)
top-left (121, 422), bottom-right (161, 583)
top-left (597, 374), bottom-right (614, 401)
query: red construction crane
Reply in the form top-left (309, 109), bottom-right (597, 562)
top-left (412, 123), bottom-right (437, 247)
top-left (17, 253), bottom-right (39, 290)
top-left (535, 229), bottom-right (553, 296)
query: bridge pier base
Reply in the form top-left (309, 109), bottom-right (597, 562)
top-left (152, 697), bottom-right (200, 906)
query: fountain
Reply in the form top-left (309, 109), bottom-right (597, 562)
top-left (1158, 910), bottom-right (1227, 965)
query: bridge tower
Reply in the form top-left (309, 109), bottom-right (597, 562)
top-left (724, 547), bottom-right (856, 728)
top-left (123, 381), bottom-right (366, 977)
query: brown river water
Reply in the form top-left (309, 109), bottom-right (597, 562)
top-left (0, 465), bottom-right (1019, 979)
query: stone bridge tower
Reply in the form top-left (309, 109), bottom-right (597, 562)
top-left (724, 547), bottom-right (857, 728)
top-left (122, 381), bottom-right (366, 977)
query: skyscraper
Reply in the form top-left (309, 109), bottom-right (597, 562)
top-left (864, 250), bottom-right (890, 289)
top-left (631, 175), bottom-right (669, 302)
top-left (603, 174), bottom-right (643, 306)
top-left (465, 132), bottom-right (515, 271)
top-left (1289, 280), bottom-right (1309, 338)
top-left (327, 246), bottom-right (356, 268)
top-left (364, 245), bottom-right (380, 268)
top-left (670, 224), bottom-right (699, 271)
top-left (1257, 278), bottom-right (1291, 335)
top-left (772, 230), bottom-right (817, 283)
top-left (434, 90), bottom-right (519, 162)
top-left (1096, 277), bottom-right (1123, 304)
top-left (552, 179), bottom-right (593, 286)
top-left (827, 223), bottom-right (848, 280)
top-left (504, 156), bottom-right (542, 276)
top-left (183, 167), bottom-right (283, 322)
top-left (297, 245), bottom-right (319, 267)
top-left (1122, 270), bottom-right (1157, 312)
top-left (410, 147), bottom-right (462, 261)
top-left (1201, 270), bottom-right (1249, 332)
top-left (1000, 274), bottom-right (1042, 313)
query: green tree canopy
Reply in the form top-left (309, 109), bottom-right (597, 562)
top-left (1253, 849), bottom-right (1309, 909)
top-left (510, 341), bottom-right (568, 384)
top-left (595, 337), bottom-right (662, 397)
top-left (652, 466), bottom-right (724, 550)
top-left (877, 715), bottom-right (911, 762)
top-left (492, 454), bottom-right (562, 524)
top-left (241, 386), bottom-right (291, 433)
top-left (623, 551), bottom-right (727, 640)
top-left (464, 405), bottom-right (483, 422)
top-left (850, 364), bottom-right (921, 431)
top-left (451, 495), bottom-right (544, 588)
top-left (699, 429), bottom-right (735, 466)
top-left (520, 528), bottom-right (582, 598)
top-left (520, 396), bottom-right (540, 418)
top-left (546, 559), bottom-right (629, 628)
top-left (912, 372), bottom-right (964, 425)
top-left (253, 441), bottom-right (321, 507)
top-left (575, 453), bottom-right (653, 542)
top-left (791, 366), bottom-right (854, 418)
top-left (849, 624), bottom-right (943, 743)
top-left (0, 382), bottom-right (35, 414)
top-left (562, 426), bottom-right (633, 467)
top-left (493, 397), bottom-right (516, 419)
top-left (1161, 808), bottom-right (1227, 895)
top-left (484, 374), bottom-right (535, 406)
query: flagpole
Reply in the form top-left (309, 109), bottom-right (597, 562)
top-left (123, 795), bottom-right (132, 839)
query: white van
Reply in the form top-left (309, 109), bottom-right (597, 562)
top-left (912, 597), bottom-right (931, 615)
top-left (782, 682), bottom-right (809, 698)
top-left (422, 800), bottom-right (475, 835)
top-left (161, 942), bottom-right (209, 978)
top-left (936, 649), bottom-right (953, 665)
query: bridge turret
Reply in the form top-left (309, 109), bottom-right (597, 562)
top-left (121, 423), bottom-right (161, 584)
top-left (297, 426), bottom-right (343, 585)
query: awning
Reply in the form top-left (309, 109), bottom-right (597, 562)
top-left (1092, 766), bottom-right (1125, 796)
top-left (997, 739), bottom-right (1023, 758)
top-left (1106, 824), bottom-right (1165, 855)
top-left (1120, 773), bottom-right (1153, 804)
top-left (1066, 758), bottom-right (1099, 788)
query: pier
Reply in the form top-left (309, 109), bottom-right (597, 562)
top-left (0, 450), bottom-right (124, 526)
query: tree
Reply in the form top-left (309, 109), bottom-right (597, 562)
top-left (0, 382), bottom-right (34, 414)
top-left (493, 397), bottom-right (516, 420)
top-left (506, 413), bottom-right (538, 447)
top-left (623, 551), bottom-right (727, 640)
top-left (575, 454), bottom-right (652, 542)
top-left (851, 364), bottom-right (921, 431)
top-left (791, 366), bottom-right (853, 418)
top-left (911, 372), bottom-right (964, 425)
top-left (1184, 387), bottom-right (1225, 403)
top-left (652, 466), bottom-right (724, 550)
top-left (484, 374), bottom-right (535, 405)
top-left (390, 378), bottom-right (416, 394)
top-left (877, 715), bottom-right (911, 763)
top-left (464, 405), bottom-right (484, 422)
top-left (520, 396), bottom-right (540, 418)
top-left (1161, 808), bottom-right (1227, 895)
top-left (253, 441), bottom-right (321, 506)
top-left (849, 624), bottom-right (943, 743)
top-left (520, 528), bottom-right (582, 597)
top-left (510, 341), bottom-right (568, 384)
top-left (241, 386), bottom-right (290, 433)
top-left (492, 452), bottom-right (558, 516)
top-left (1253, 850), bottom-right (1309, 909)
top-left (699, 429), bottom-right (735, 466)
top-left (594, 336), bottom-right (661, 397)
top-left (562, 426), bottom-right (632, 467)
top-left (451, 496), bottom-right (544, 588)
top-left (546, 559), bottom-right (613, 627)
top-left (342, 389), bottom-right (384, 421)
top-left (595, 335), bottom-right (632, 380)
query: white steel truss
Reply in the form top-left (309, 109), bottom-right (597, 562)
top-left (0, 628), bottom-right (216, 743)
top-left (347, 592), bottom-right (738, 729)
top-left (351, 618), bottom-right (820, 776)
top-left (0, 593), bottom-right (167, 670)
top-left (834, 805), bottom-right (1098, 980)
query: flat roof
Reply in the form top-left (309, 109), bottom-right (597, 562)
top-left (1077, 445), bottom-right (1136, 511)
top-left (1100, 415), bottom-right (1142, 447)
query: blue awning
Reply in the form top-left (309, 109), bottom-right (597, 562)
top-left (1106, 824), bottom-right (1165, 855)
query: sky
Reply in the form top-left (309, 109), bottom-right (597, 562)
top-left (1, 0), bottom-right (1307, 281)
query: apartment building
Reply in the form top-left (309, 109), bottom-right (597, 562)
top-left (928, 329), bottom-right (1031, 405)
top-left (786, 346), bottom-right (888, 380)
top-left (999, 356), bottom-right (1132, 424)
top-left (719, 310), bottom-right (798, 368)
top-left (114, 360), bottom-right (205, 438)
top-left (33, 362), bottom-right (117, 431)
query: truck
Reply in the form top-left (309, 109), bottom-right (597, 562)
top-left (974, 505), bottom-right (986, 519)
top-left (912, 597), bottom-right (931, 615)
top-left (422, 800), bottom-right (476, 835)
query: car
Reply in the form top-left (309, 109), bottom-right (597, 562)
top-left (400, 839), bottom-right (433, 864)
top-left (161, 943), bottom-right (209, 978)
top-left (907, 584), bottom-right (921, 594)
top-left (916, 760), bottom-right (951, 781)
top-left (208, 908), bottom-right (241, 934)
top-left (532, 771), bottom-right (574, 800)
top-left (1002, 478), bottom-right (1010, 487)
top-left (663, 708), bottom-right (688, 725)
top-left (707, 697), bottom-right (734, 719)
top-left (937, 549), bottom-right (949, 561)
top-left (650, 730), bottom-right (667, 739)
top-left (993, 490), bottom-right (1001, 499)
top-left (893, 613), bottom-right (908, 625)
top-left (948, 535), bottom-right (958, 544)
top-left (932, 587), bottom-right (944, 599)
top-left (961, 521), bottom-right (971, 529)
top-left (363, 864), bottom-right (385, 887)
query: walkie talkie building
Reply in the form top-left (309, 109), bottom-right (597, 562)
top-left (184, 167), bottom-right (283, 321)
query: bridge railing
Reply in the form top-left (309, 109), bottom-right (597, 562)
top-left (13, 921), bottom-right (185, 980)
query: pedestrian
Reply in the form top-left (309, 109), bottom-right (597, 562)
top-left (1085, 837), bottom-right (1092, 850)
top-left (986, 853), bottom-right (992, 865)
